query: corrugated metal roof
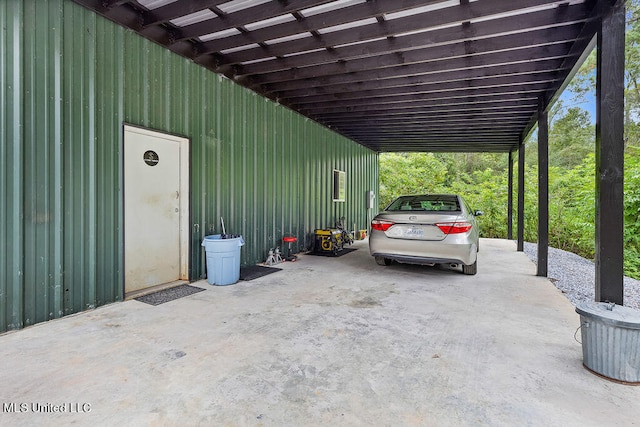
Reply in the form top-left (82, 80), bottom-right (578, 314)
top-left (72, 0), bottom-right (610, 152)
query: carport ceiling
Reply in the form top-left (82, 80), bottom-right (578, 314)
top-left (73, 0), bottom-right (610, 153)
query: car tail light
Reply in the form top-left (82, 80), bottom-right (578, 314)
top-left (435, 221), bottom-right (473, 234)
top-left (371, 219), bottom-right (395, 231)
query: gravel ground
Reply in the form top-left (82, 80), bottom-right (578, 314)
top-left (522, 242), bottom-right (640, 310)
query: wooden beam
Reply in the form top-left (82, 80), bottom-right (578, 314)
top-left (508, 151), bottom-right (514, 240)
top-left (342, 129), bottom-right (521, 138)
top-left (240, 26), bottom-right (584, 82)
top-left (245, 24), bottom-right (582, 78)
top-left (69, 0), bottom-right (607, 156)
top-left (521, 21), bottom-right (600, 142)
top-left (327, 124), bottom-right (528, 133)
top-left (140, 0), bottom-right (229, 25)
top-left (595, 0), bottom-right (625, 304)
top-left (537, 101), bottom-right (549, 277)
top-left (316, 107), bottom-right (537, 124)
top-left (265, 48), bottom-right (574, 93)
top-left (304, 95), bottom-right (539, 115)
top-left (284, 72), bottom-right (563, 106)
top-left (272, 59), bottom-right (570, 99)
top-left (316, 101), bottom-right (536, 118)
top-left (292, 82), bottom-right (554, 111)
top-left (200, 0), bottom-right (570, 56)
top-left (368, 143), bottom-right (518, 153)
top-left (185, 0), bottom-right (441, 45)
top-left (219, 3), bottom-right (589, 67)
top-left (517, 140), bottom-right (526, 252)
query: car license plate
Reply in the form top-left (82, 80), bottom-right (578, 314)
top-left (404, 227), bottom-right (424, 238)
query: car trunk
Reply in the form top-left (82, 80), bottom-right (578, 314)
top-left (378, 213), bottom-right (463, 242)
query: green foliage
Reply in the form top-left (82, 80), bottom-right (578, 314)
top-left (549, 107), bottom-right (595, 168)
top-left (462, 168), bottom-right (509, 238)
top-left (625, 147), bottom-right (640, 277)
top-left (519, 163), bottom-right (540, 243)
top-left (547, 156), bottom-right (596, 256)
top-left (624, 1), bottom-right (640, 130)
top-left (379, 153), bottom-right (512, 238)
top-left (379, 145), bottom-right (640, 280)
top-left (568, 0), bottom-right (640, 146)
top-left (378, 153), bottom-right (448, 208)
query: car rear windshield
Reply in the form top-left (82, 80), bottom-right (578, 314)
top-left (386, 195), bottom-right (461, 212)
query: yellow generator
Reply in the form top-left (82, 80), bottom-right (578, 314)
top-left (314, 229), bottom-right (344, 255)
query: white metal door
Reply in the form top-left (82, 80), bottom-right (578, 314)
top-left (124, 126), bottom-right (189, 294)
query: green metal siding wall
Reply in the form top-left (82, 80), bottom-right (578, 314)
top-left (0, 0), bottom-right (379, 333)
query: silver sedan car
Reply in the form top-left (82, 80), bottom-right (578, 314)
top-left (369, 194), bottom-right (481, 275)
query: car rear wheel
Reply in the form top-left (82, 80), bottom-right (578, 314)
top-left (375, 256), bottom-right (392, 266)
top-left (462, 261), bottom-right (477, 275)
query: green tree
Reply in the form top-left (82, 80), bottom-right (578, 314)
top-left (569, 0), bottom-right (640, 148)
top-left (378, 153), bottom-right (448, 208)
top-left (549, 107), bottom-right (595, 168)
top-left (624, 147), bottom-right (640, 277)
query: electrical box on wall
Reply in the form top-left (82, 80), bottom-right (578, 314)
top-left (366, 190), bottom-right (375, 209)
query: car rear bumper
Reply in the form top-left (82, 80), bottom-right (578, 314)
top-left (369, 230), bottom-right (477, 266)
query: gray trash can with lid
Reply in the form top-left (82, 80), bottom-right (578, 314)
top-left (575, 302), bottom-right (640, 384)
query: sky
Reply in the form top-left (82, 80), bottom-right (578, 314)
top-left (559, 88), bottom-right (596, 122)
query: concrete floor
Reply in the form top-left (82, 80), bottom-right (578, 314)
top-left (1, 238), bottom-right (638, 426)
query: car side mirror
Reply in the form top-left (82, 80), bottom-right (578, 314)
top-left (474, 210), bottom-right (483, 216)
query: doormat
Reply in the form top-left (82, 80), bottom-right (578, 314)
top-left (240, 265), bottom-right (282, 281)
top-left (307, 248), bottom-right (357, 257)
top-left (135, 284), bottom-right (205, 306)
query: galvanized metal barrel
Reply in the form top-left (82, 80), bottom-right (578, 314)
top-left (576, 302), bottom-right (640, 384)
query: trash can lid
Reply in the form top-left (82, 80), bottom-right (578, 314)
top-left (576, 302), bottom-right (640, 329)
